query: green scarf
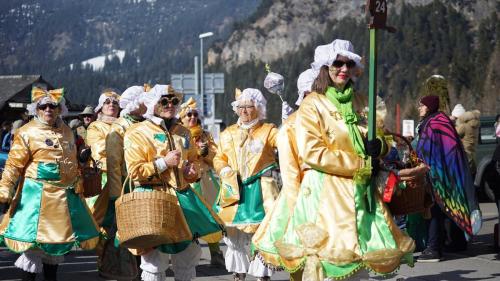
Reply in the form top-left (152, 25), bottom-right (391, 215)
top-left (326, 84), bottom-right (374, 211)
top-left (325, 85), bottom-right (366, 158)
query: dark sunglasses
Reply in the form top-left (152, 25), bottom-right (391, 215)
top-left (104, 99), bottom-right (119, 106)
top-left (187, 112), bottom-right (199, 118)
top-left (331, 60), bottom-right (356, 69)
top-left (38, 104), bottom-right (59, 110)
top-left (159, 96), bottom-right (180, 107)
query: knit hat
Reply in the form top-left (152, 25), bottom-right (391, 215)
top-left (420, 95), bottom-right (440, 114)
top-left (451, 104), bottom-right (466, 119)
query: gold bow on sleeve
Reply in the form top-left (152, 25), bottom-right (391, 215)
top-left (31, 87), bottom-right (64, 104)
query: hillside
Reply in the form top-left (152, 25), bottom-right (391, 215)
top-left (208, 0), bottom-right (500, 127)
top-left (0, 0), bottom-right (260, 104)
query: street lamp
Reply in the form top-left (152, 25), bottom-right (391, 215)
top-left (199, 31), bottom-right (213, 117)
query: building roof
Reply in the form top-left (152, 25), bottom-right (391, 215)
top-left (0, 75), bottom-right (54, 109)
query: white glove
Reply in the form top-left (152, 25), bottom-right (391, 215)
top-left (220, 166), bottom-right (233, 177)
top-left (281, 101), bottom-right (294, 120)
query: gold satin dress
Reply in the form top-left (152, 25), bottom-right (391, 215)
top-left (213, 122), bottom-right (280, 234)
top-left (85, 119), bottom-right (115, 227)
top-left (272, 93), bottom-right (415, 279)
top-left (0, 118), bottom-right (100, 255)
top-left (251, 112), bottom-right (303, 268)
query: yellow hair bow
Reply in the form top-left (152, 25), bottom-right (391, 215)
top-left (179, 97), bottom-right (198, 118)
top-left (31, 87), bottom-right (64, 104)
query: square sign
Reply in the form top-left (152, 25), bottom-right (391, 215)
top-left (171, 73), bottom-right (224, 95)
top-left (402, 120), bottom-right (415, 137)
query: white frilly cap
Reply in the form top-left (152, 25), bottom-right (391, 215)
top-left (295, 68), bottom-right (317, 106)
top-left (231, 88), bottom-right (267, 121)
top-left (119, 85), bottom-right (147, 117)
top-left (310, 39), bottom-right (363, 72)
top-left (451, 104), bottom-right (466, 119)
top-left (95, 90), bottom-right (120, 113)
top-left (143, 84), bottom-right (183, 119)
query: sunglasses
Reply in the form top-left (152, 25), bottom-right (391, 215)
top-left (159, 96), bottom-right (180, 107)
top-left (237, 105), bottom-right (255, 110)
top-left (331, 60), bottom-right (356, 69)
top-left (187, 112), bottom-right (199, 118)
top-left (38, 104), bottom-right (59, 110)
top-left (104, 99), bottom-right (119, 106)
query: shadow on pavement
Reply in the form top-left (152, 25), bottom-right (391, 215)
top-left (405, 269), bottom-right (498, 280)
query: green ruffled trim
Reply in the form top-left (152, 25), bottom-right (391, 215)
top-left (277, 254), bottom-right (412, 280)
top-left (0, 236), bottom-right (100, 256)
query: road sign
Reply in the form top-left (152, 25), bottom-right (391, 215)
top-left (171, 73), bottom-right (224, 95)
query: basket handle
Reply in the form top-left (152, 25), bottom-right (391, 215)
top-left (385, 132), bottom-right (415, 153)
top-left (120, 175), bottom-right (134, 197)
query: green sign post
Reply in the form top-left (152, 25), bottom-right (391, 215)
top-left (366, 0), bottom-right (395, 141)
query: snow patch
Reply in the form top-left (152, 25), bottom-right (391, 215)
top-left (79, 49), bottom-right (126, 71)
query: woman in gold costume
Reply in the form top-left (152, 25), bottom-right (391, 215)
top-left (213, 88), bottom-right (279, 281)
top-left (251, 68), bottom-right (315, 272)
top-left (269, 39), bottom-right (415, 281)
top-left (0, 87), bottom-right (100, 281)
top-left (85, 89), bottom-right (121, 228)
top-left (102, 85), bottom-right (149, 279)
top-left (85, 89), bottom-right (121, 277)
top-left (179, 97), bottom-right (225, 267)
top-left (123, 84), bottom-right (224, 281)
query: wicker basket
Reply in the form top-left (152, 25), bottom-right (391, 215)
top-left (82, 158), bottom-right (102, 198)
top-left (115, 179), bottom-right (178, 249)
top-left (386, 133), bottom-right (430, 216)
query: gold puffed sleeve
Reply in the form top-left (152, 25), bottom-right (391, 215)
top-left (0, 132), bottom-right (30, 201)
top-left (124, 129), bottom-right (157, 181)
top-left (86, 122), bottom-right (109, 171)
top-left (106, 124), bottom-right (125, 198)
top-left (296, 96), bottom-right (363, 176)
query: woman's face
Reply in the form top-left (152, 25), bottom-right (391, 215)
top-left (182, 110), bottom-right (199, 128)
top-left (37, 103), bottom-right (60, 125)
top-left (101, 98), bottom-right (119, 117)
top-left (418, 103), bottom-right (429, 118)
top-left (237, 100), bottom-right (258, 123)
top-left (154, 95), bottom-right (179, 119)
top-left (328, 55), bottom-right (356, 89)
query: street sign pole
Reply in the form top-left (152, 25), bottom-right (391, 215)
top-left (366, 0), bottom-right (395, 141)
top-left (368, 28), bottom-right (377, 141)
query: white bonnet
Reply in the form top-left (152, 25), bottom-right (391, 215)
top-left (95, 90), bottom-right (120, 113)
top-left (231, 88), bottom-right (267, 121)
top-left (119, 85), bottom-right (148, 117)
top-left (310, 39), bottom-right (363, 72)
top-left (143, 84), bottom-right (183, 119)
top-left (451, 104), bottom-right (466, 118)
top-left (295, 68), bottom-right (317, 105)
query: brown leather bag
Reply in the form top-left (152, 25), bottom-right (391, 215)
top-left (82, 158), bottom-right (102, 198)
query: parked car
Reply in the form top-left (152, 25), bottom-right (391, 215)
top-left (474, 116), bottom-right (498, 202)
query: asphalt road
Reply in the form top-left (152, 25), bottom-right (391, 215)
top-left (0, 203), bottom-right (498, 281)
